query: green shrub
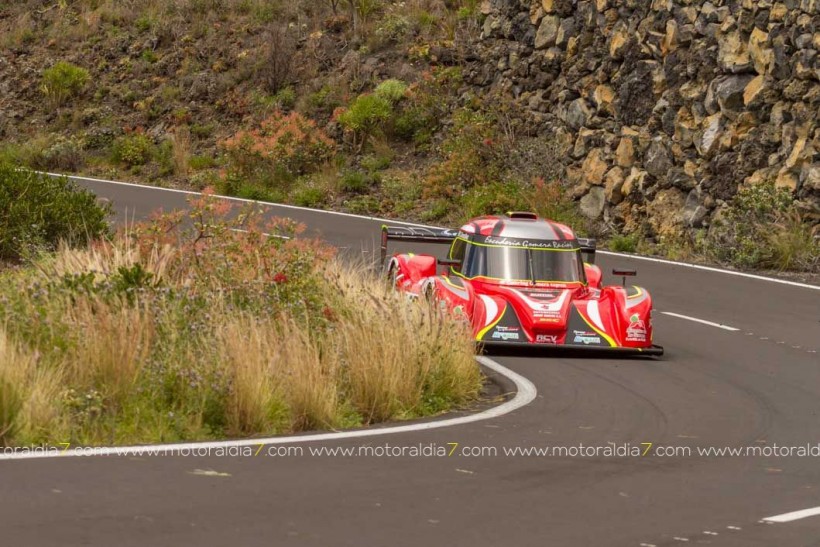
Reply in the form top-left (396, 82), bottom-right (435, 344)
top-left (41, 61), bottom-right (90, 107)
top-left (373, 14), bottom-right (412, 45)
top-left (420, 199), bottom-right (451, 222)
top-left (424, 109), bottom-right (500, 199)
top-left (337, 94), bottom-right (392, 151)
top-left (111, 134), bottom-right (155, 167)
top-left (767, 211), bottom-right (819, 272)
top-left (463, 180), bottom-right (527, 219)
top-left (361, 151), bottom-right (392, 172)
top-left (381, 174), bottom-right (422, 215)
top-left (41, 136), bottom-right (86, 172)
top-left (609, 233), bottom-right (639, 253)
top-left (339, 170), bottom-right (375, 193)
top-left (189, 155), bottom-right (218, 171)
top-left (374, 79), bottom-right (408, 103)
top-left (527, 177), bottom-right (585, 231)
top-left (704, 182), bottom-right (817, 271)
top-left (291, 184), bottom-right (327, 208)
top-left (303, 84), bottom-right (344, 119)
top-left (346, 195), bottom-right (381, 215)
top-left (216, 172), bottom-right (285, 203)
top-left (191, 122), bottom-right (215, 139)
top-left (0, 165), bottom-right (111, 261)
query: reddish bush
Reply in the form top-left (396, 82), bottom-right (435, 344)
top-left (222, 111), bottom-right (336, 181)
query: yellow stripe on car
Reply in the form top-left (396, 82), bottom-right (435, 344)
top-left (476, 306), bottom-right (506, 341)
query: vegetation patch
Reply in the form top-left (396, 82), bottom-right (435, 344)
top-left (0, 166), bottom-right (111, 262)
top-left (703, 182), bottom-right (819, 272)
top-left (0, 191), bottom-right (481, 447)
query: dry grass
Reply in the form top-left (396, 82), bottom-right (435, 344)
top-left (0, 328), bottom-right (64, 446)
top-left (0, 217), bottom-right (481, 446)
top-left (170, 127), bottom-right (192, 178)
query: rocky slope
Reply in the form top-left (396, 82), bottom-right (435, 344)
top-left (472, 0), bottom-right (819, 240)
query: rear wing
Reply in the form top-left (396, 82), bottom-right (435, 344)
top-left (577, 237), bottom-right (597, 265)
top-left (380, 225), bottom-right (458, 265)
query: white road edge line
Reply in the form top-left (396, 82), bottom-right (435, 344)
top-left (597, 250), bottom-right (818, 291)
top-left (45, 172), bottom-right (820, 291)
top-left (47, 172), bottom-right (435, 229)
top-left (762, 507), bottom-right (820, 523)
top-left (0, 356), bottom-right (535, 461)
top-left (660, 312), bottom-right (740, 332)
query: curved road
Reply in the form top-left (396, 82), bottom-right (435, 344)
top-left (3, 175), bottom-right (819, 547)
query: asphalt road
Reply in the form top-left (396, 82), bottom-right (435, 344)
top-left (3, 175), bottom-right (820, 547)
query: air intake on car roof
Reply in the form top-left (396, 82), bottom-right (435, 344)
top-left (507, 211), bottom-right (538, 220)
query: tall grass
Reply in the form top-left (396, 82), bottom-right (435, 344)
top-left (0, 194), bottom-right (480, 446)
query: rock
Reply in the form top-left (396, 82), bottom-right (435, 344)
top-left (618, 61), bottom-right (661, 126)
top-left (770, 102), bottom-right (792, 130)
top-left (541, 0), bottom-right (572, 14)
top-left (683, 189), bottom-right (709, 227)
top-left (622, 168), bottom-right (649, 197)
top-left (775, 170), bottom-right (799, 191)
top-left (668, 167), bottom-right (697, 190)
top-left (794, 33), bottom-right (814, 50)
top-left (555, 17), bottom-right (576, 49)
top-left (530, 3), bottom-right (544, 25)
top-left (784, 136), bottom-right (811, 171)
top-left (572, 128), bottom-right (601, 159)
top-left (769, 3), bottom-right (788, 21)
top-left (695, 113), bottom-right (724, 157)
top-left (798, 0), bottom-right (818, 13)
top-left (604, 166), bottom-right (626, 204)
top-left (580, 186), bottom-right (607, 219)
top-left (645, 138), bottom-right (673, 178)
top-left (592, 84), bottom-right (615, 115)
top-left (718, 30), bottom-right (753, 73)
top-left (746, 167), bottom-right (776, 186)
top-left (583, 149), bottom-right (609, 185)
top-left (646, 188), bottom-right (686, 239)
top-left (564, 98), bottom-right (593, 130)
top-left (615, 137), bottom-right (637, 168)
top-left (609, 22), bottom-right (630, 60)
top-left (743, 74), bottom-right (768, 107)
top-left (707, 75), bottom-right (756, 117)
top-left (674, 107), bottom-right (698, 147)
top-left (662, 20), bottom-right (679, 55)
top-left (535, 15), bottom-right (560, 49)
top-left (482, 14), bottom-right (500, 37)
top-left (804, 165), bottom-right (820, 192)
top-left (794, 50), bottom-right (818, 81)
top-left (748, 28), bottom-right (774, 75)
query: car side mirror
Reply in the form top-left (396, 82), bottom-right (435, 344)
top-left (612, 268), bottom-right (637, 286)
top-left (437, 258), bottom-right (461, 268)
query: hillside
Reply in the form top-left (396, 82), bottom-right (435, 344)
top-left (0, 0), bottom-right (817, 272)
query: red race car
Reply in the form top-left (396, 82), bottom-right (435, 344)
top-left (380, 212), bottom-right (663, 355)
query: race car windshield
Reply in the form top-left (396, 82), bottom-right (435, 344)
top-left (461, 242), bottom-right (584, 283)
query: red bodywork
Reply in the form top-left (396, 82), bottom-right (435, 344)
top-left (384, 215), bottom-right (661, 355)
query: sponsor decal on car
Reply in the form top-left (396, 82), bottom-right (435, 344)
top-left (572, 330), bottom-right (601, 345)
top-left (535, 334), bottom-right (559, 344)
top-left (524, 291), bottom-right (560, 300)
top-left (492, 326), bottom-right (520, 341)
top-left (482, 236), bottom-right (577, 250)
top-left (625, 313), bottom-right (647, 342)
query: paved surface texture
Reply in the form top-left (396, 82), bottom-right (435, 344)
top-left (3, 175), bottom-right (819, 547)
